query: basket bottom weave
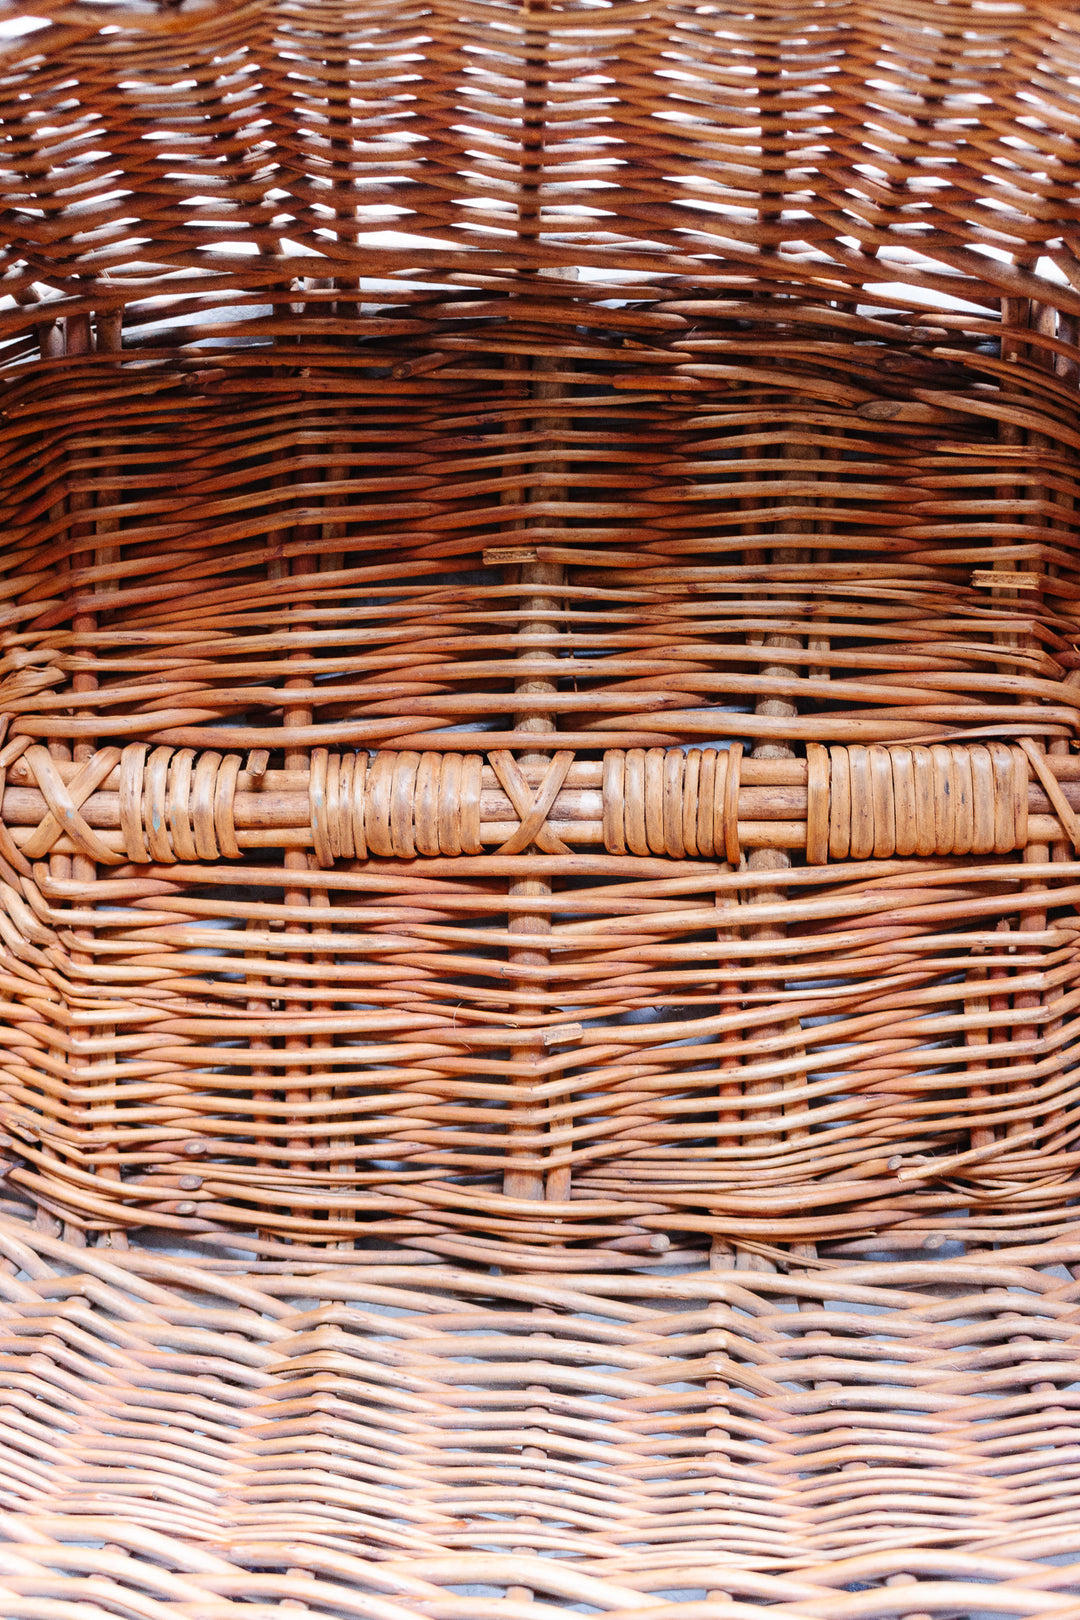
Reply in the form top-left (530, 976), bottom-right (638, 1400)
top-left (0, 1213), bottom-right (1077, 1616)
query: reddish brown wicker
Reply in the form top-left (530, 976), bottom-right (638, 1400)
top-left (0, 0), bottom-right (1079, 1614)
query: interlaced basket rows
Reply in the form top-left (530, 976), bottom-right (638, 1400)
top-left (1, 0), bottom-right (1080, 1613)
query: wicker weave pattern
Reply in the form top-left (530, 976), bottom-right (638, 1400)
top-left (0, 0), bottom-right (1080, 1249)
top-left (1, 294), bottom-right (1079, 1246)
top-left (2, 3), bottom-right (1080, 1614)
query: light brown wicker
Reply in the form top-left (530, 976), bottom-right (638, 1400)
top-left (0, 0), bottom-right (1079, 1613)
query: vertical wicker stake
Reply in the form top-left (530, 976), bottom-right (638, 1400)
top-left (1002, 288), bottom-right (1051, 1161)
top-left (86, 307), bottom-right (127, 1249)
top-left (304, 383), bottom-right (342, 1241)
top-left (250, 258), bottom-right (298, 1238)
top-left (279, 264), bottom-right (340, 1239)
top-left (505, 531), bottom-right (565, 1206)
top-left (503, 0), bottom-right (565, 1207)
top-left (31, 309), bottom-right (104, 1247)
top-left (248, 906), bottom-right (276, 1209)
top-left (1044, 310), bottom-right (1079, 1162)
top-left (504, 5), bottom-right (564, 1596)
top-left (60, 311), bottom-right (95, 1251)
top-left (26, 305), bottom-right (69, 1242)
top-left (281, 530), bottom-right (319, 1232)
top-left (736, 37), bottom-right (813, 1274)
top-left (1031, 295), bottom-right (1072, 1162)
top-left (323, 340), bottom-right (352, 1240)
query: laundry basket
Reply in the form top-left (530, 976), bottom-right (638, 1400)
top-left (0, 1), bottom-right (1079, 1614)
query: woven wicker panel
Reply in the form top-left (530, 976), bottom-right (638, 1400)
top-left (2, 270), bottom-right (1080, 1249)
top-left (0, 1214), bottom-right (1078, 1617)
top-left (0, 0), bottom-right (1079, 1250)
top-left (2, 3), bottom-right (1080, 1614)
top-left (2, 0), bottom-right (1080, 295)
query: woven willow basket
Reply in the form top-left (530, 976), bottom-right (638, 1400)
top-left (0, 1), bottom-right (1079, 1614)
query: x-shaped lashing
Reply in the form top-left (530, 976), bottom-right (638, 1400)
top-left (16, 742), bottom-right (124, 864)
top-left (487, 749), bottom-right (575, 855)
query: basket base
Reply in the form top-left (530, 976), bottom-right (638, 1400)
top-left (0, 1213), bottom-right (1077, 1615)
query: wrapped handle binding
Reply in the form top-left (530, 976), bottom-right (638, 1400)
top-left (0, 739), bottom-right (1050, 867)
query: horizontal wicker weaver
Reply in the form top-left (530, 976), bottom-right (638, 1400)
top-left (1, 0), bottom-right (1080, 1614)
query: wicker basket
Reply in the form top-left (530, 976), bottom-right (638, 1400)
top-left (0, 1), bottom-right (1079, 1613)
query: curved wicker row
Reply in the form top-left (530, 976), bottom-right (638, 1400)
top-left (2, 0), bottom-right (1080, 317)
